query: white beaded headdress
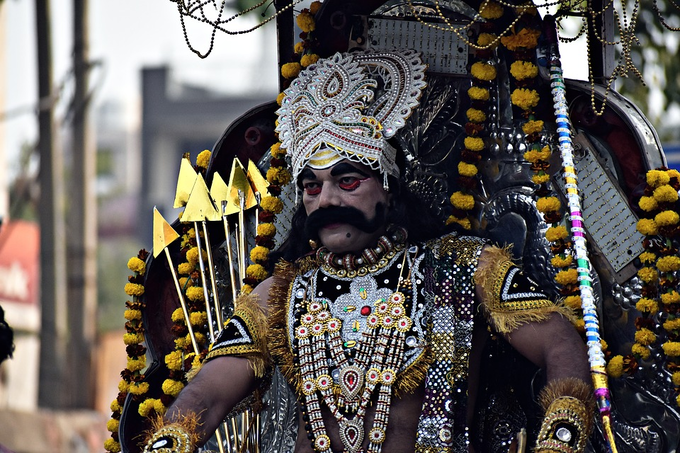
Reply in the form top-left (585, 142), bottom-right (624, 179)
top-left (275, 50), bottom-right (427, 189)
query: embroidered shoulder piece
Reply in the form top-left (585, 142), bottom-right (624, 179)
top-left (204, 292), bottom-right (270, 378)
top-left (475, 246), bottom-right (573, 334)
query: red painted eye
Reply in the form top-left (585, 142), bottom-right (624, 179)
top-left (338, 176), bottom-right (369, 191)
top-left (303, 182), bottom-right (321, 195)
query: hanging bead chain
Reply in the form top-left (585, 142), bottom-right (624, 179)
top-left (176, 0), bottom-right (305, 58)
top-left (295, 248), bottom-right (415, 452)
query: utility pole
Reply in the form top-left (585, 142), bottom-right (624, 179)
top-left (67, 0), bottom-right (96, 408)
top-left (36, 0), bottom-right (69, 408)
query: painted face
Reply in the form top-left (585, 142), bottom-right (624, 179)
top-left (300, 160), bottom-right (391, 254)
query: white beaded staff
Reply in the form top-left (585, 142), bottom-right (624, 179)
top-left (543, 16), bottom-right (619, 453)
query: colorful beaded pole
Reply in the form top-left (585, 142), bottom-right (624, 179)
top-left (543, 16), bottom-right (618, 453)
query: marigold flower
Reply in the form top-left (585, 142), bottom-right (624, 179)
top-left (636, 218), bottom-right (658, 236)
top-left (631, 343), bottom-right (651, 360)
top-left (171, 307), bottom-right (185, 324)
top-left (664, 318), bottom-right (680, 332)
top-left (196, 150), bottom-right (211, 169)
top-left (296, 11), bottom-right (316, 33)
top-left (637, 267), bottom-right (658, 283)
top-left (573, 318), bottom-right (585, 332)
top-left (270, 142), bottom-right (286, 159)
top-left (190, 311), bottom-right (207, 326)
top-left (450, 191), bottom-right (475, 211)
top-left (657, 255), bottom-right (680, 272)
top-left (510, 61), bottom-right (538, 80)
top-left (104, 437), bottom-right (121, 453)
top-left (118, 380), bottom-right (129, 393)
top-left (186, 286), bottom-right (205, 302)
top-left (545, 225), bottom-right (568, 242)
top-left (536, 196), bottom-right (560, 213)
top-left (647, 169), bottom-right (670, 187)
top-left (294, 41), bottom-right (305, 54)
top-left (464, 136), bottom-right (485, 152)
top-left (662, 341), bottom-right (680, 357)
top-left (655, 210), bottom-right (679, 226)
top-left (124, 309), bottom-right (142, 321)
top-left (111, 398), bottom-right (121, 413)
top-left (106, 418), bottom-right (119, 433)
top-left (511, 88), bottom-right (539, 111)
top-left (266, 166), bottom-right (293, 185)
top-left (250, 245), bottom-right (270, 263)
top-left (653, 184), bottom-right (679, 203)
top-left (175, 337), bottom-right (188, 350)
top-left (261, 195), bottom-right (284, 214)
top-left (638, 196), bottom-right (658, 212)
top-left (124, 282), bottom-right (145, 297)
top-left (668, 169), bottom-right (680, 179)
top-left (673, 371), bottom-right (680, 386)
top-left (467, 86), bottom-right (490, 101)
top-left (501, 27), bottom-right (541, 51)
top-left (662, 290), bottom-right (680, 304)
top-left (524, 145), bottom-right (551, 163)
top-left (177, 262), bottom-right (194, 275)
top-left (165, 350), bottom-right (183, 371)
top-left (123, 333), bottom-right (144, 345)
top-left (522, 120), bottom-right (544, 135)
top-left (564, 295), bottom-right (581, 310)
top-left (127, 257), bottom-right (146, 275)
top-left (551, 254), bottom-right (573, 268)
top-left (127, 356), bottom-right (146, 372)
top-left (241, 283), bottom-right (254, 294)
top-left (281, 62), bottom-right (302, 79)
top-left (301, 53), bottom-right (320, 68)
top-left (470, 62), bottom-right (497, 82)
top-left (477, 32), bottom-right (498, 48)
top-left (185, 247), bottom-right (206, 266)
top-left (636, 297), bottom-right (659, 313)
top-left (138, 398), bottom-right (166, 417)
top-left (446, 215), bottom-right (472, 230)
top-left (178, 277), bottom-right (192, 289)
top-left (531, 174), bottom-right (550, 185)
top-left (466, 108), bottom-right (487, 123)
top-left (639, 251), bottom-right (656, 264)
top-left (191, 332), bottom-right (206, 346)
top-left (606, 355), bottom-right (624, 378)
top-left (276, 92), bottom-right (285, 106)
top-left (246, 264), bottom-right (269, 282)
top-left (458, 162), bottom-right (478, 177)
top-left (257, 222), bottom-right (277, 237)
top-left (128, 382), bottom-right (150, 395)
top-left (162, 379), bottom-right (185, 397)
top-left (635, 328), bottom-right (656, 345)
top-left (555, 268), bottom-right (578, 285)
top-left (479, 1), bottom-right (503, 19)
top-left (310, 1), bottom-right (322, 14)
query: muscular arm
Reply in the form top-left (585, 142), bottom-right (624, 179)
top-left (475, 246), bottom-right (590, 384)
top-left (162, 277), bottom-right (275, 445)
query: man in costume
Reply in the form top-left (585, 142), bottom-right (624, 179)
top-left (144, 50), bottom-right (593, 453)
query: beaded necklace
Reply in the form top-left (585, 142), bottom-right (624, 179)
top-left (295, 234), bottom-right (417, 453)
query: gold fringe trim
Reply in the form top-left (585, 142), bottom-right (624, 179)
top-left (142, 410), bottom-right (202, 451)
top-left (475, 245), bottom-right (574, 334)
top-left (538, 377), bottom-right (595, 417)
top-left (185, 361), bottom-right (202, 382)
top-left (204, 292), bottom-right (271, 378)
top-left (393, 346), bottom-right (432, 397)
top-left (267, 260), bottom-right (301, 393)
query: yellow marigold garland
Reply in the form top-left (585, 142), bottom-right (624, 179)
top-left (608, 167), bottom-right (680, 404)
top-left (105, 248), bottom-right (150, 453)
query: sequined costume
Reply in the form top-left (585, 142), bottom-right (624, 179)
top-left (205, 230), bottom-right (570, 452)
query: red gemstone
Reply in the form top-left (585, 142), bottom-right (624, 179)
top-left (360, 306), bottom-right (371, 316)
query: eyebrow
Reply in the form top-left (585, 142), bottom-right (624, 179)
top-left (329, 163), bottom-right (371, 177)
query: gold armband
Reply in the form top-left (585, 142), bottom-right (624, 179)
top-left (535, 378), bottom-right (595, 453)
top-left (143, 413), bottom-right (201, 453)
top-left (475, 246), bottom-right (573, 334)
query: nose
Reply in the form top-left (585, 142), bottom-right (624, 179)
top-left (317, 182), bottom-right (342, 209)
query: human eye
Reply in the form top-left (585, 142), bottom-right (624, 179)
top-left (338, 176), bottom-right (363, 191)
top-left (303, 181), bottom-right (322, 195)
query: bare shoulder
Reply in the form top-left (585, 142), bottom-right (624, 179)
top-left (249, 276), bottom-right (276, 313)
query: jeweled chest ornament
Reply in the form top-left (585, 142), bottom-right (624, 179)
top-left (294, 246), bottom-right (416, 453)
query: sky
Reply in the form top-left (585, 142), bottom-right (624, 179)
top-left (2, 0), bottom-right (280, 176)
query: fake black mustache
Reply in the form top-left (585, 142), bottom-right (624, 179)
top-left (304, 204), bottom-right (386, 239)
